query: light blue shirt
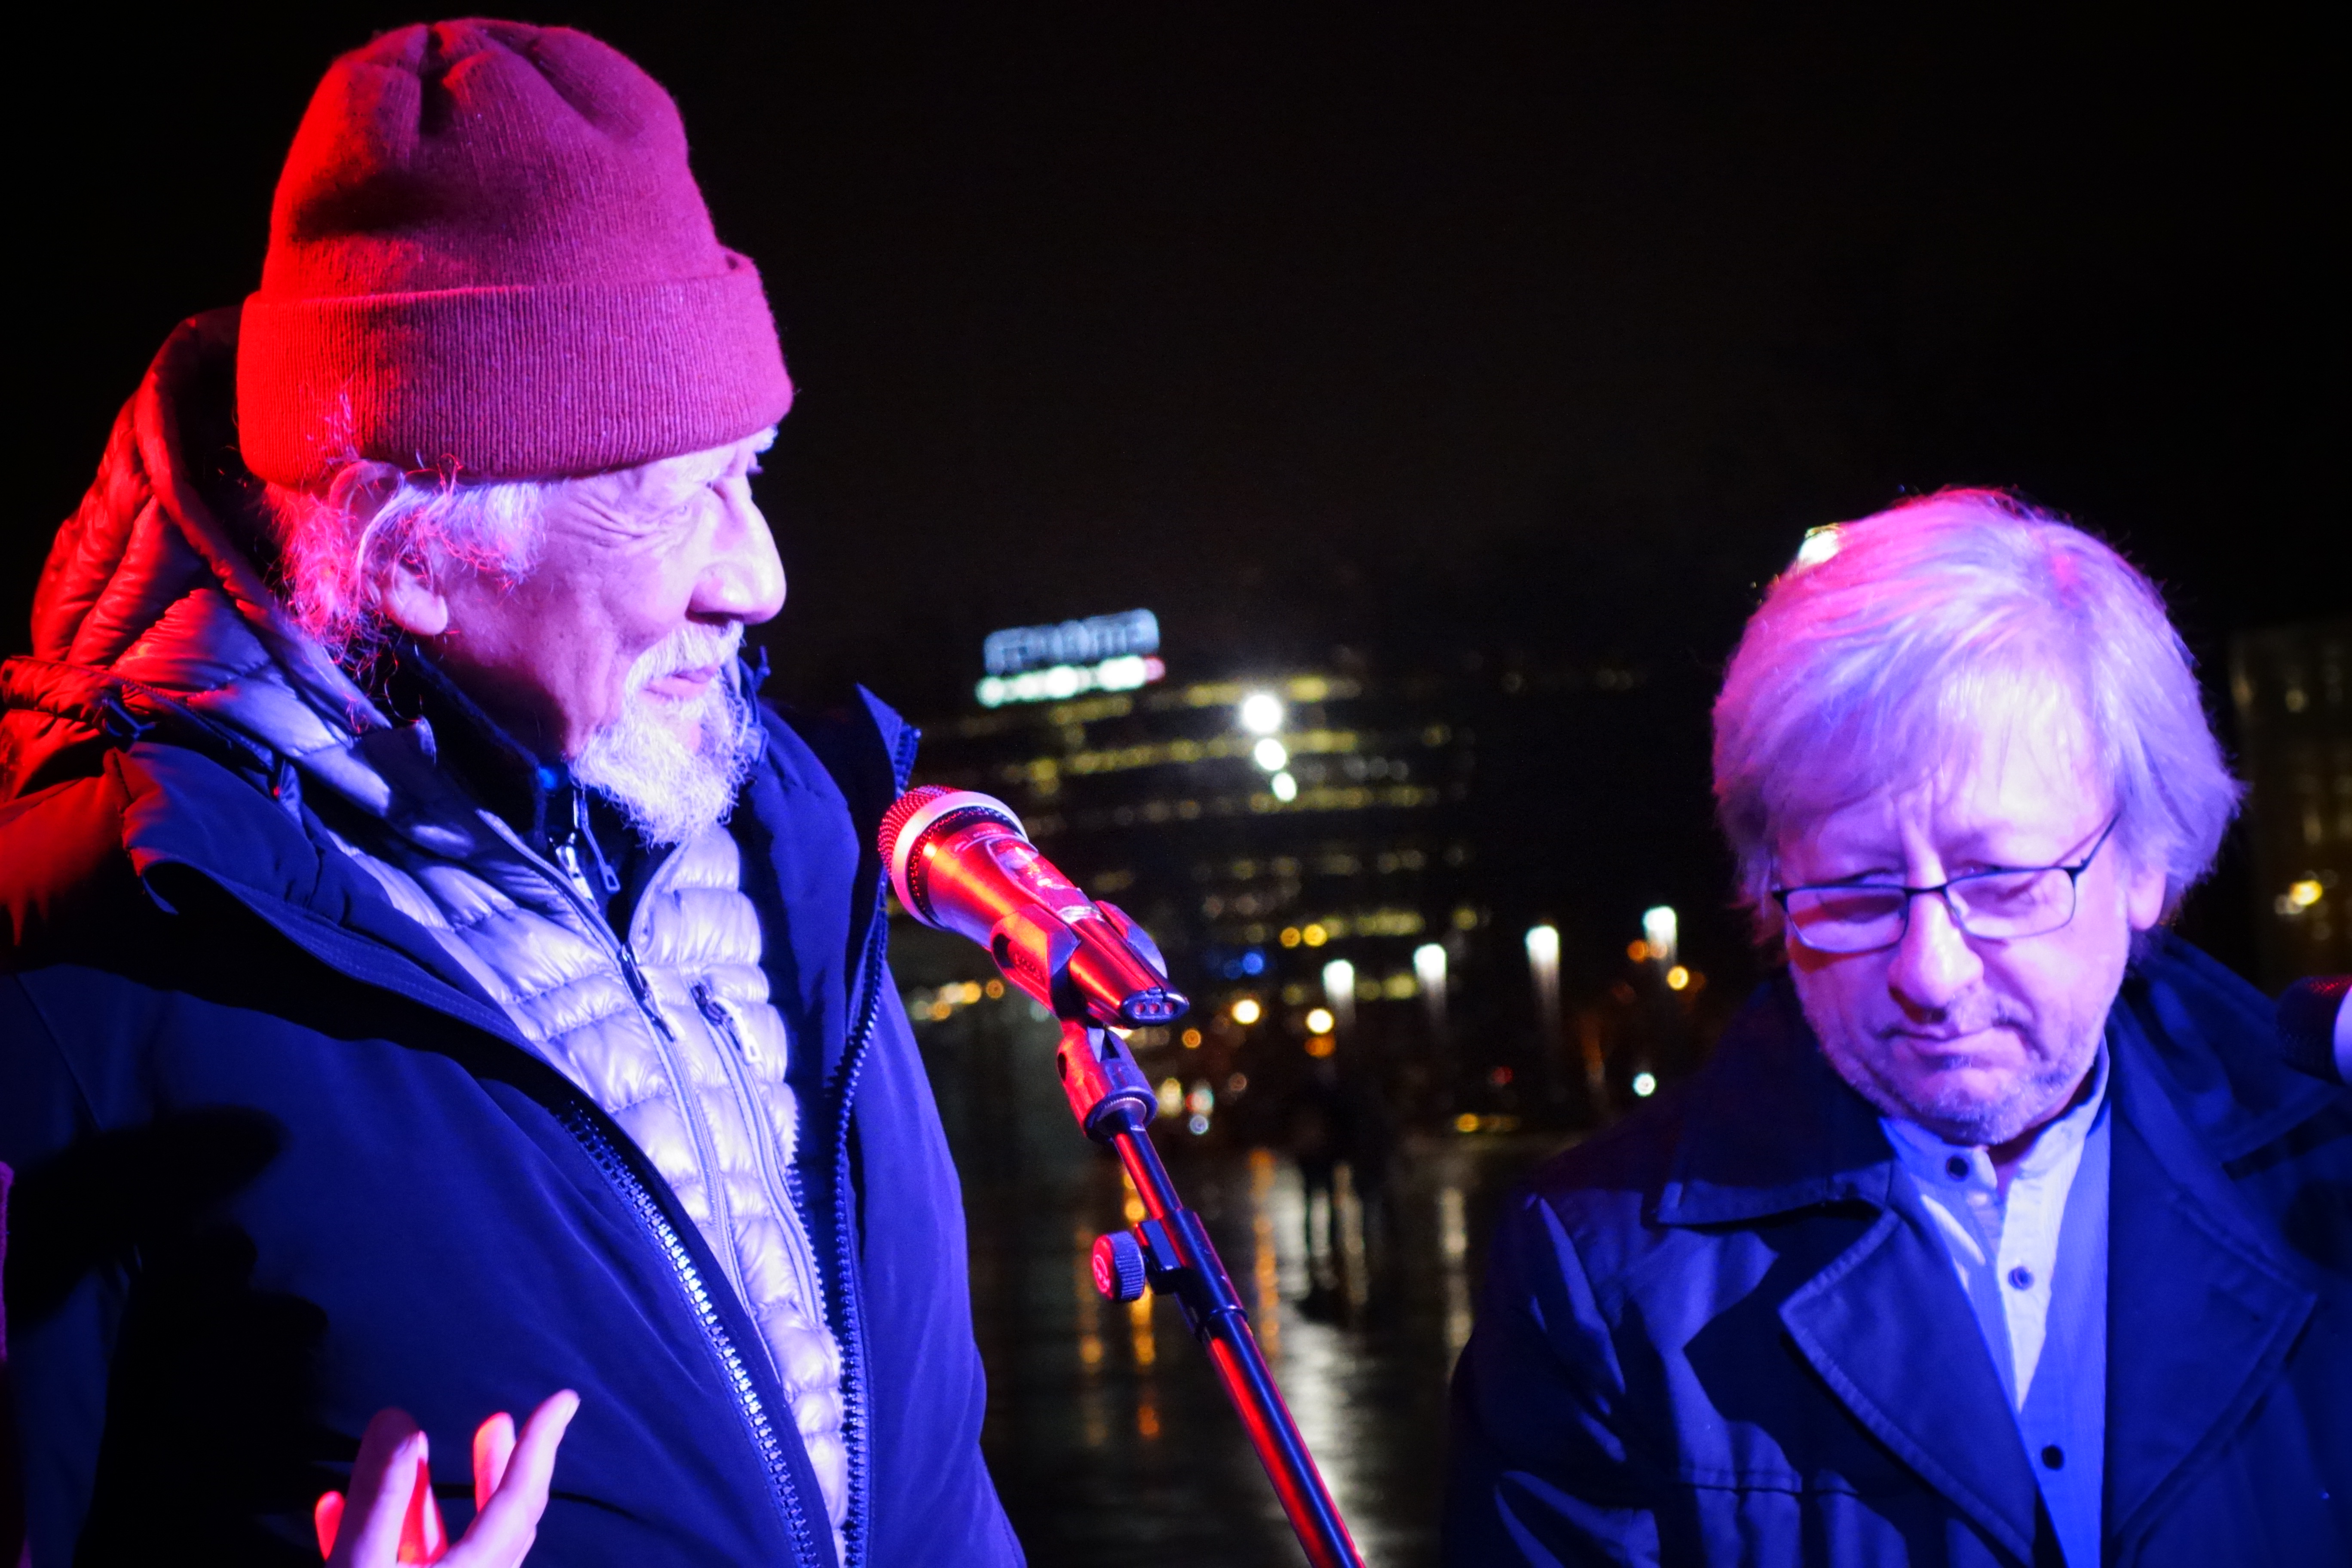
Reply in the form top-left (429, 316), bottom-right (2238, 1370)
top-left (1883, 1050), bottom-right (2110, 1568)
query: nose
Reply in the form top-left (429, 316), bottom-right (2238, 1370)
top-left (1885, 890), bottom-right (1983, 1018)
top-left (692, 481), bottom-right (787, 625)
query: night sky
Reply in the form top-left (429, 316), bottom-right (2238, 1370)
top-left (16, 7), bottom-right (2345, 968)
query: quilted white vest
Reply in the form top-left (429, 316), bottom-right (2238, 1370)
top-left (325, 807), bottom-right (851, 1546)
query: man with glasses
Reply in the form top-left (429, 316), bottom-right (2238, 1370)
top-left (1446, 491), bottom-right (2348, 1566)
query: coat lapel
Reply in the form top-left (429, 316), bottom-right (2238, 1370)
top-left (1663, 981), bottom-right (2049, 1562)
top-left (2103, 1026), bottom-right (2318, 1550)
top-left (1779, 1191), bottom-right (2048, 1564)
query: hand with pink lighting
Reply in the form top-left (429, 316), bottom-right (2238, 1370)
top-left (313, 1392), bottom-right (579, 1566)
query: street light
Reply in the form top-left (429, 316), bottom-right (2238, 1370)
top-left (1642, 906), bottom-right (1678, 968)
top-left (1253, 737), bottom-right (1289, 771)
top-left (1322, 958), bottom-right (1357, 1034)
top-left (1239, 692), bottom-right (1284, 735)
top-left (1414, 942), bottom-right (1449, 1042)
top-left (1525, 923), bottom-right (1563, 1079)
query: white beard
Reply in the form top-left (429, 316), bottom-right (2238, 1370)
top-left (572, 624), bottom-right (763, 847)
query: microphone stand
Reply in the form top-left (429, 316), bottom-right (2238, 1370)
top-left (1053, 1016), bottom-right (1366, 1568)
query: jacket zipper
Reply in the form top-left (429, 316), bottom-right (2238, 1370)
top-left (556, 1101), bottom-right (826, 1568)
top-left (622, 944), bottom-right (755, 1314)
top-left (695, 981), bottom-right (832, 1354)
top-left (826, 720), bottom-right (920, 1568)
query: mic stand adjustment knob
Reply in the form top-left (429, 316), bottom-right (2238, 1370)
top-left (1091, 1231), bottom-right (1148, 1302)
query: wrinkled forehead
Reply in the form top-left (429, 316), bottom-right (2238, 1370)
top-left (1768, 658), bottom-right (2105, 852)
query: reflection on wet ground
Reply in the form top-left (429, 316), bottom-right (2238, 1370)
top-left (922, 1004), bottom-right (1571, 1567)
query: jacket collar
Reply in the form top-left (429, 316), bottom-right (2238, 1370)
top-left (754, 687), bottom-right (918, 1100)
top-left (1654, 975), bottom-right (1899, 1227)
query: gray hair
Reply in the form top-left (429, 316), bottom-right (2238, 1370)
top-left (1712, 489), bottom-right (2242, 939)
top-left (262, 461), bottom-right (553, 660)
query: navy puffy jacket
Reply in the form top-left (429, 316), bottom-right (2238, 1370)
top-left (0, 313), bottom-right (1023, 1566)
top-left (2, 686), bottom-right (1024, 1567)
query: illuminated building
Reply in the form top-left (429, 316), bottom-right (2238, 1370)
top-left (896, 612), bottom-right (1728, 1133)
top-left (2231, 620), bottom-right (2352, 987)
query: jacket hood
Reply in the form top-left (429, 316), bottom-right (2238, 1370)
top-left (2, 308), bottom-right (395, 805)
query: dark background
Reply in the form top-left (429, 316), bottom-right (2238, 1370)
top-left (12, 11), bottom-right (2345, 1563)
top-left (15, 6), bottom-right (2345, 962)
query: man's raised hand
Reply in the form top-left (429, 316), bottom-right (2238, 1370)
top-left (315, 1391), bottom-right (579, 1566)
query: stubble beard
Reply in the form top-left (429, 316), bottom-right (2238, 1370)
top-left (572, 624), bottom-right (762, 848)
top-left (1817, 1008), bottom-right (2100, 1148)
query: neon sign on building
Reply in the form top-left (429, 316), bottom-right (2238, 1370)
top-left (977, 609), bottom-right (1167, 707)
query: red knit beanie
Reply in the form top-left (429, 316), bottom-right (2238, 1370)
top-left (236, 19), bottom-right (793, 488)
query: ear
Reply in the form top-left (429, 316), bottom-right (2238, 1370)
top-left (2123, 851), bottom-right (2169, 931)
top-left (374, 550), bottom-right (451, 639)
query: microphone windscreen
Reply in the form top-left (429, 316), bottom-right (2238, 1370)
top-left (878, 785), bottom-right (954, 866)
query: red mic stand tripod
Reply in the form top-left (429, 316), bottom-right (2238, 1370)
top-left (1052, 1015), bottom-right (1366, 1568)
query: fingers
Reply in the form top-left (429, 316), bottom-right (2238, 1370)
top-left (327, 1408), bottom-right (424, 1568)
top-left (472, 1412), bottom-right (518, 1516)
top-left (314, 1490), bottom-right (346, 1559)
top-left (443, 1390), bottom-right (580, 1568)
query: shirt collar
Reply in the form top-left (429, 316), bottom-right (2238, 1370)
top-left (1881, 1044), bottom-right (2110, 1192)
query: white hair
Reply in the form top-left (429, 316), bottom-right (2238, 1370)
top-left (1712, 489), bottom-right (2242, 938)
top-left (262, 461), bottom-right (552, 660)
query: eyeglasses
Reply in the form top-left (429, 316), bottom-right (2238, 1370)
top-left (1771, 813), bottom-right (2122, 956)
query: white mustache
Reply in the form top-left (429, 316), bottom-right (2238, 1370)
top-left (626, 622), bottom-right (744, 692)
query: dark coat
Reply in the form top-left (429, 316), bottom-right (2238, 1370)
top-left (1, 316), bottom-right (1021, 1567)
top-left (1446, 937), bottom-right (2350, 1566)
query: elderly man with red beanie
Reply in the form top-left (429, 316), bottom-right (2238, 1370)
top-left (1, 21), bottom-right (1022, 1567)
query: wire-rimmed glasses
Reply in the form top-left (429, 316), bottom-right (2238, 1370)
top-left (1772, 813), bottom-right (2122, 955)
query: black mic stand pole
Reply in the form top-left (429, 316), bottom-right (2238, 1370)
top-left (1054, 1016), bottom-right (1366, 1568)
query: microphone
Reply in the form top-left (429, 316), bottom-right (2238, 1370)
top-left (2277, 974), bottom-right (2350, 1087)
top-left (879, 787), bottom-right (1189, 1028)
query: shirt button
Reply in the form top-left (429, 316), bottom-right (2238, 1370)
top-left (1946, 1155), bottom-right (1969, 1180)
top-left (2008, 1265), bottom-right (2034, 1290)
top-left (2041, 1445), bottom-right (2064, 1470)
